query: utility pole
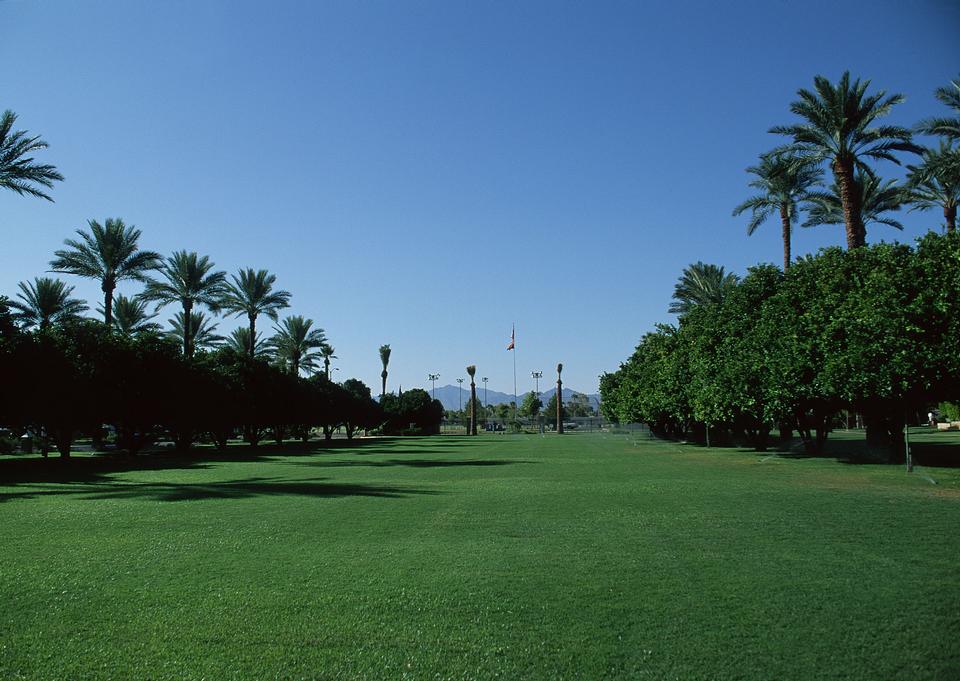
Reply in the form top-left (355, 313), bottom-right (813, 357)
top-left (482, 377), bottom-right (488, 407)
top-left (456, 377), bottom-right (464, 413)
top-left (532, 371), bottom-right (543, 434)
top-left (428, 373), bottom-right (439, 400)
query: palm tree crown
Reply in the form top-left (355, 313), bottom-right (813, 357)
top-left (8, 277), bottom-right (87, 330)
top-left (272, 315), bottom-right (327, 376)
top-left (379, 343), bottom-right (391, 397)
top-left (167, 311), bottom-right (224, 353)
top-left (916, 75), bottom-right (960, 141)
top-left (226, 327), bottom-right (274, 360)
top-left (669, 262), bottom-right (739, 317)
top-left (770, 72), bottom-right (921, 248)
top-left (50, 218), bottom-right (161, 327)
top-left (904, 142), bottom-right (960, 233)
top-left (321, 343), bottom-right (337, 379)
top-left (221, 268), bottom-right (291, 357)
top-left (0, 110), bottom-right (64, 201)
top-left (802, 169), bottom-right (905, 233)
top-left (105, 294), bottom-right (161, 337)
top-left (733, 152), bottom-right (822, 271)
top-left (140, 251), bottom-right (227, 357)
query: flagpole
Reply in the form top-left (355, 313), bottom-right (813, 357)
top-left (512, 323), bottom-right (517, 423)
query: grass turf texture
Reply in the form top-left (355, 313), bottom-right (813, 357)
top-left (1, 433), bottom-right (958, 680)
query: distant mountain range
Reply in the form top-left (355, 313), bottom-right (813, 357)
top-left (411, 384), bottom-right (601, 412)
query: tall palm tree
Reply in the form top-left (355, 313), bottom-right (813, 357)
top-left (220, 268), bottom-right (291, 358)
top-left (139, 251), bottom-right (227, 358)
top-left (226, 327), bottom-right (273, 359)
top-left (7, 277), bottom-right (87, 330)
top-left (321, 343), bottom-right (337, 379)
top-left (556, 363), bottom-right (564, 435)
top-left (167, 311), bottom-right (224, 353)
top-left (105, 294), bottom-right (161, 337)
top-left (917, 75), bottom-right (960, 141)
top-left (0, 109), bottom-right (64, 201)
top-left (50, 218), bottom-right (161, 327)
top-left (272, 315), bottom-right (327, 376)
top-left (802, 169), bottom-right (905, 234)
top-left (733, 152), bottom-right (823, 271)
top-left (466, 364), bottom-right (477, 436)
top-left (904, 142), bottom-right (960, 234)
top-left (771, 72), bottom-right (921, 249)
top-left (668, 262), bottom-right (739, 316)
top-left (379, 344), bottom-right (391, 397)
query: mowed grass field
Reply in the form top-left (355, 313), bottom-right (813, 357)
top-left (1, 432), bottom-right (959, 680)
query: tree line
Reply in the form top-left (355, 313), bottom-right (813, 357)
top-left (601, 73), bottom-right (960, 461)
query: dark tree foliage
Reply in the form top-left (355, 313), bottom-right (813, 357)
top-left (601, 234), bottom-right (960, 461)
top-left (380, 389), bottom-right (443, 435)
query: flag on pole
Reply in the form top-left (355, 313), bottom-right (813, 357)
top-left (507, 325), bottom-right (515, 351)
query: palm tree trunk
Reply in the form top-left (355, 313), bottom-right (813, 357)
top-left (381, 370), bottom-right (388, 398)
top-left (469, 381), bottom-right (477, 435)
top-left (779, 205), bottom-right (792, 271)
top-left (249, 314), bottom-right (257, 358)
top-left (945, 205), bottom-right (956, 234)
top-left (102, 285), bottom-right (114, 327)
top-left (183, 301), bottom-right (192, 358)
top-left (556, 377), bottom-right (564, 434)
top-left (834, 159), bottom-right (865, 249)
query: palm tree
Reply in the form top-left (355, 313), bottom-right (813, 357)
top-left (917, 75), bottom-right (960, 141)
top-left (904, 142), bottom-right (960, 234)
top-left (668, 262), bottom-right (738, 316)
top-left (379, 344), bottom-right (391, 397)
top-left (50, 218), bottom-right (161, 327)
top-left (167, 311), bottom-right (224, 353)
top-left (140, 251), bottom-right (227, 358)
top-left (556, 363), bottom-right (564, 435)
top-left (733, 152), bottom-right (822, 271)
top-left (321, 343), bottom-right (337, 379)
top-left (802, 169), bottom-right (905, 234)
top-left (220, 268), bottom-right (291, 358)
top-left (226, 327), bottom-right (273, 359)
top-left (272, 315), bottom-right (327, 376)
top-left (7, 277), bottom-right (87, 330)
top-left (0, 109), bottom-right (64, 201)
top-left (771, 72), bottom-right (921, 249)
top-left (106, 294), bottom-right (161, 337)
top-left (466, 364), bottom-right (477, 435)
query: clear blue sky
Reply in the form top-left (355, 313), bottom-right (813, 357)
top-left (2, 0), bottom-right (958, 395)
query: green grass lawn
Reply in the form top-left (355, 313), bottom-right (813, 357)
top-left (1, 432), bottom-right (959, 680)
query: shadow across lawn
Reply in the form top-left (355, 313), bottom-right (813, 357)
top-left (294, 458), bottom-right (535, 469)
top-left (0, 474), bottom-right (440, 504)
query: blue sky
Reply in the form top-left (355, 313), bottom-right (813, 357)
top-left (2, 0), bottom-right (958, 395)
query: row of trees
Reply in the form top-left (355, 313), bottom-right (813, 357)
top-left (602, 73), bottom-right (960, 461)
top-left (601, 233), bottom-right (960, 460)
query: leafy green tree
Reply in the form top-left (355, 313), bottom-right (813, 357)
top-left (733, 152), bottom-right (822, 271)
top-left (379, 344), bottom-right (391, 397)
top-left (8, 277), bottom-right (87, 330)
top-left (341, 378), bottom-right (382, 439)
top-left (107, 294), bottom-right (160, 337)
top-left (917, 75), bottom-right (960, 141)
top-left (519, 391), bottom-right (543, 418)
top-left (167, 311), bottom-right (224, 353)
top-left (221, 268), bottom-right (291, 357)
top-left (771, 72), bottom-right (920, 248)
top-left (272, 315), bottom-right (327, 376)
top-left (140, 251), bottom-right (227, 358)
top-left (566, 392), bottom-right (594, 417)
top-left (669, 262), bottom-right (738, 316)
top-left (0, 109), bottom-right (64, 201)
top-left (802, 169), bottom-right (905, 234)
top-left (904, 142), bottom-right (960, 234)
top-left (50, 218), bottom-right (161, 327)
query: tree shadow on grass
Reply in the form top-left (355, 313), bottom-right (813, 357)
top-left (0, 475), bottom-right (440, 504)
top-left (293, 458), bottom-right (536, 469)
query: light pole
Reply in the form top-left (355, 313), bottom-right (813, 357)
top-left (482, 377), bottom-right (488, 407)
top-left (531, 371), bottom-right (542, 395)
top-left (456, 377), bottom-right (464, 412)
top-left (428, 373), bottom-right (439, 400)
